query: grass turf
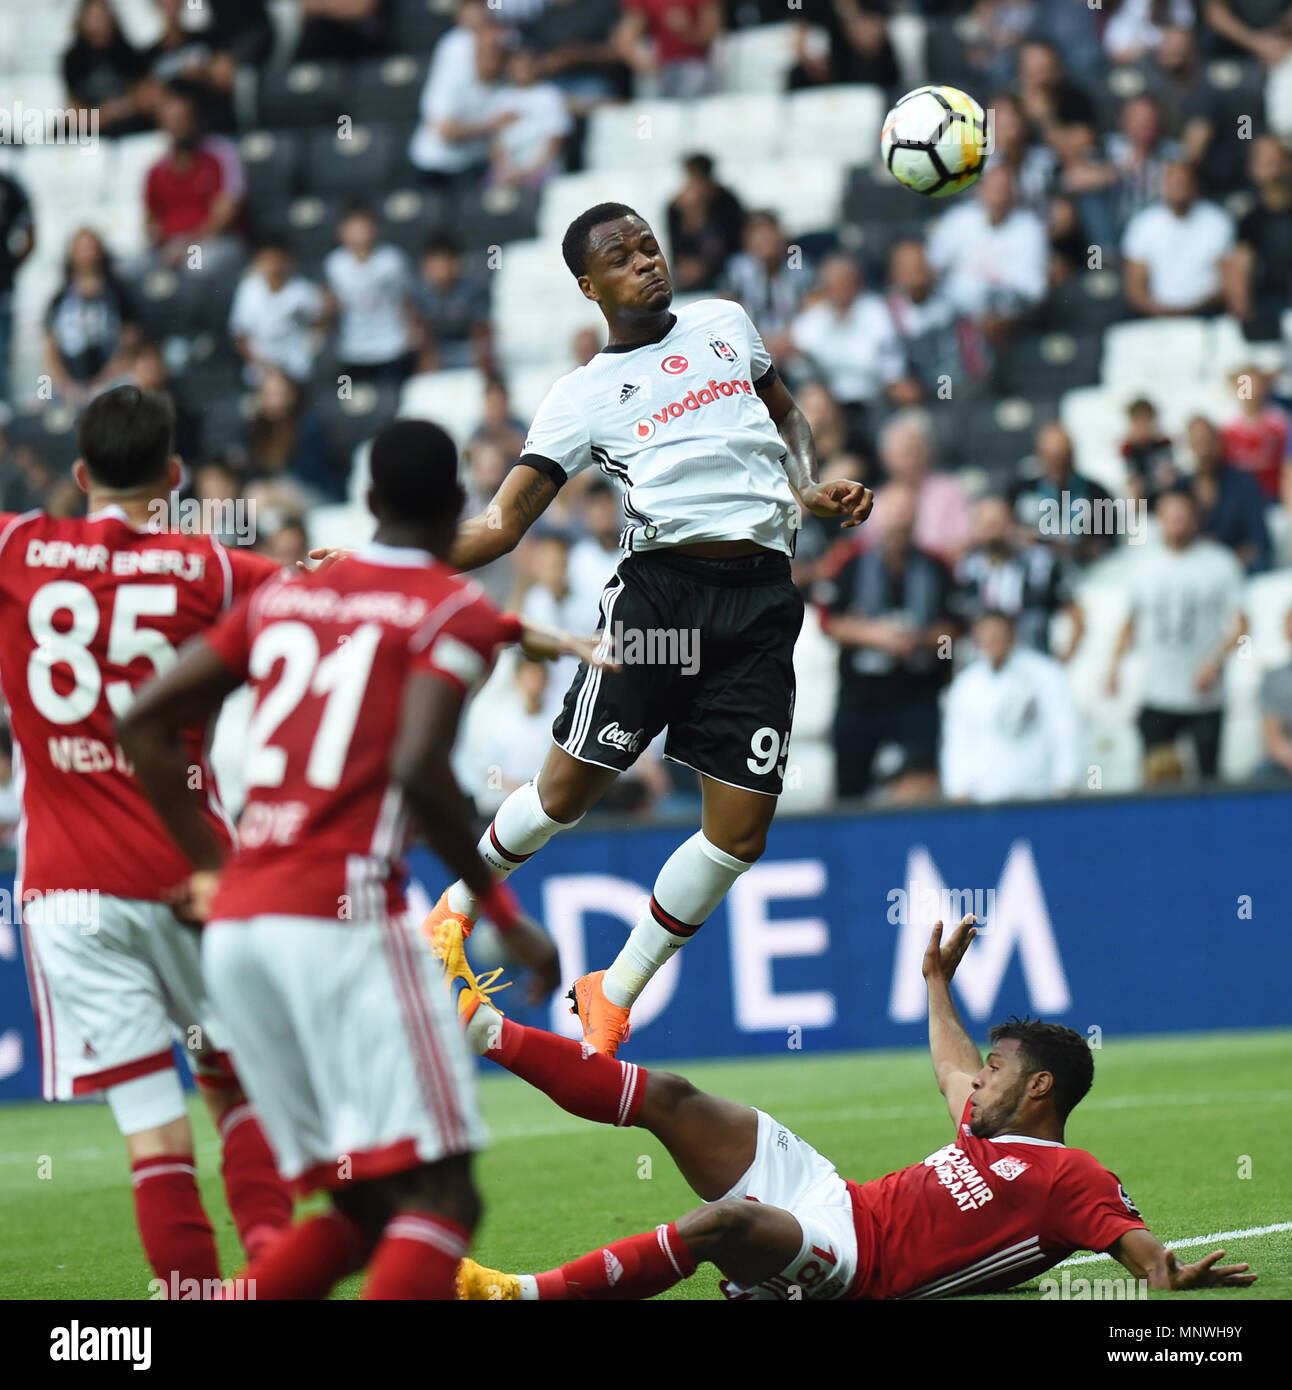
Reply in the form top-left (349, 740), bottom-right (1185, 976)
top-left (1, 1027), bottom-right (1288, 1300)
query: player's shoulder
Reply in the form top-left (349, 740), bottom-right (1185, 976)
top-left (0, 508), bottom-right (47, 556)
top-left (676, 296), bottom-right (750, 333)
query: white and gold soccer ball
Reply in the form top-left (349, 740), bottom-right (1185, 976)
top-left (880, 85), bottom-right (989, 198)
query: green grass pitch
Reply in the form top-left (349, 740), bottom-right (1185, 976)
top-left (1, 1028), bottom-right (1288, 1300)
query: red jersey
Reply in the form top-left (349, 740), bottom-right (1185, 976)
top-left (203, 544), bottom-right (516, 923)
top-left (846, 1097), bottom-right (1147, 1299)
top-left (0, 507), bottom-right (279, 900)
top-left (145, 136), bottom-right (244, 243)
top-left (624, 0), bottom-right (713, 61)
top-left (1219, 408), bottom-right (1289, 501)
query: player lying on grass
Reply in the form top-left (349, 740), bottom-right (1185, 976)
top-left (450, 916), bottom-right (1257, 1300)
top-left (121, 421), bottom-right (583, 1298)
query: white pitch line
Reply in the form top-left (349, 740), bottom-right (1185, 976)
top-left (1060, 1221), bottom-right (1292, 1267)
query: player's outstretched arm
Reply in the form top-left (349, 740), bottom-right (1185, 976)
top-left (756, 374), bottom-right (873, 529)
top-left (922, 917), bottom-right (982, 1122)
top-left (392, 672), bottom-right (560, 1001)
top-left (450, 464), bottom-right (560, 572)
top-left (118, 641), bottom-right (244, 877)
top-left (1110, 1228), bottom-right (1257, 1291)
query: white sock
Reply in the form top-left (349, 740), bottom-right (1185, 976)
top-left (464, 998), bottom-right (504, 1056)
top-left (517, 1274), bottom-right (539, 1300)
top-left (603, 832), bottom-right (752, 1008)
top-left (447, 780), bottom-right (580, 919)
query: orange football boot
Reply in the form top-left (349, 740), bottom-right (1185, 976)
top-left (421, 888), bottom-right (474, 966)
top-left (567, 970), bottom-right (631, 1058)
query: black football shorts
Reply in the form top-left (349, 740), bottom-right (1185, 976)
top-left (551, 549), bottom-right (803, 795)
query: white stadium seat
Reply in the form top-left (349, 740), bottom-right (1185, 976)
top-left (398, 370), bottom-right (487, 449)
top-left (714, 157), bottom-right (845, 235)
top-left (584, 102), bottom-right (688, 172)
top-left (1100, 318), bottom-right (1211, 390)
top-left (785, 86), bottom-right (887, 169)
top-left (688, 92), bottom-right (788, 164)
top-left (711, 23), bottom-right (800, 95)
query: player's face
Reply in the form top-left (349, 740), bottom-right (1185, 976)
top-left (967, 1040), bottom-right (1031, 1138)
top-left (582, 218), bottom-right (672, 316)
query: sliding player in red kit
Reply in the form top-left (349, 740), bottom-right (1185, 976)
top-left (452, 916), bottom-right (1257, 1300)
top-left (0, 386), bottom-right (291, 1292)
top-left (121, 420), bottom-right (593, 1298)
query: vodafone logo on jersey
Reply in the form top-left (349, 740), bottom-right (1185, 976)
top-left (633, 376), bottom-right (755, 442)
top-left (660, 354), bottom-right (689, 374)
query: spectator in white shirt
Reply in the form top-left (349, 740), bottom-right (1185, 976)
top-left (568, 477), bottom-right (623, 614)
top-left (721, 211), bottom-right (809, 363)
top-left (925, 165), bottom-right (1049, 341)
top-left (488, 47), bottom-right (573, 189)
top-left (323, 204), bottom-right (416, 384)
top-left (1121, 161), bottom-right (1235, 317)
top-left (941, 609), bottom-right (1083, 803)
top-left (790, 254), bottom-right (917, 439)
top-left (1108, 488), bottom-right (1247, 779)
top-left (409, 8), bottom-right (510, 186)
top-left (459, 655), bottom-right (556, 816)
top-left (1103, 0), bottom-right (1195, 64)
top-left (229, 239), bottom-right (325, 385)
top-left (519, 529), bottom-right (585, 719)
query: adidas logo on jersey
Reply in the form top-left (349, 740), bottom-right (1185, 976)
top-left (631, 376), bottom-right (755, 443)
top-left (619, 382), bottom-right (640, 403)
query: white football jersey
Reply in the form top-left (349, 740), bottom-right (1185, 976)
top-left (520, 300), bottom-right (798, 556)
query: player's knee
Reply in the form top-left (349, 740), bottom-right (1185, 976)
top-left (642, 1070), bottom-right (700, 1120)
top-left (675, 1199), bottom-right (758, 1259)
top-left (710, 828), bottom-right (766, 863)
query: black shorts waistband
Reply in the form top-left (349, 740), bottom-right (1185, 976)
top-left (623, 548), bottom-right (792, 587)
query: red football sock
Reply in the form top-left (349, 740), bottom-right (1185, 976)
top-left (228, 1208), bottom-right (370, 1300)
top-left (488, 1019), bottom-right (646, 1127)
top-left (361, 1212), bottom-right (471, 1300)
top-left (131, 1154), bottom-right (221, 1291)
top-left (535, 1223), bottom-right (696, 1300)
top-left (217, 1102), bottom-right (294, 1259)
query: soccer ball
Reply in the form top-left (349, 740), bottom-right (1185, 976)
top-left (880, 85), bottom-right (988, 198)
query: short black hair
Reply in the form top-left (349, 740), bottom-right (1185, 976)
top-left (562, 202), bottom-right (641, 278)
top-left (368, 419), bottom-right (461, 522)
top-left (422, 236), bottom-right (462, 258)
top-left (164, 77), bottom-right (208, 115)
top-left (989, 1017), bottom-right (1094, 1120)
top-left (976, 607), bottom-right (1015, 627)
top-left (77, 386), bottom-right (175, 489)
top-left (683, 152), bottom-right (714, 178)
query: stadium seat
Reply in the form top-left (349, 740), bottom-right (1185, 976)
top-left (962, 396), bottom-right (1058, 473)
top-left (1044, 269), bottom-right (1128, 333)
top-left (272, 194), bottom-right (346, 266)
top-left (316, 381), bottom-right (401, 479)
top-left (537, 170), bottom-right (673, 249)
top-left (921, 16), bottom-right (980, 91)
top-left (583, 101), bottom-right (688, 173)
top-left (999, 331), bottom-right (1102, 399)
top-left (350, 55), bottom-right (429, 124)
top-left (399, 369), bottom-right (485, 447)
top-left (256, 61), bottom-right (350, 129)
top-left (1210, 315), bottom-right (1283, 375)
top-left (378, 186), bottom-right (454, 256)
top-left (714, 157), bottom-right (845, 237)
top-left (239, 129), bottom-right (303, 208)
top-left (454, 184), bottom-right (541, 251)
top-left (844, 162), bottom-right (939, 224)
top-left (1100, 318), bottom-right (1211, 390)
top-left (193, 389), bottom-right (255, 463)
top-left (302, 123), bottom-right (402, 198)
top-left (785, 86), bottom-right (886, 170)
top-left (390, 0), bottom-right (454, 55)
top-left (6, 407), bottom-right (79, 471)
top-left (689, 92), bottom-right (787, 164)
top-left (711, 22), bottom-right (799, 95)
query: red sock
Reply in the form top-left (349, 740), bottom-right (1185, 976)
top-left (489, 1019), bottom-right (646, 1127)
top-left (228, 1208), bottom-right (370, 1300)
top-left (361, 1212), bottom-right (471, 1300)
top-left (217, 1103), bottom-right (294, 1259)
top-left (535, 1222), bottom-right (696, 1300)
top-left (131, 1154), bottom-right (221, 1292)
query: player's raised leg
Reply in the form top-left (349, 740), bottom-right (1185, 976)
top-left (422, 746), bottom-right (614, 958)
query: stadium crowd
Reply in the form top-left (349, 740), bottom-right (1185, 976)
top-left (4, 0), bottom-right (1292, 836)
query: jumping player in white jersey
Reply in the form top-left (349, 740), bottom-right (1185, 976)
top-left (416, 202), bottom-right (875, 1056)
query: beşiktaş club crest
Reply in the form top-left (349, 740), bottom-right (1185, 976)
top-left (709, 337), bottom-right (737, 363)
top-left (633, 417), bottom-right (656, 441)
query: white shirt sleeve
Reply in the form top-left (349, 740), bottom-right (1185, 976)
top-left (1037, 656), bottom-right (1083, 794)
top-left (521, 378), bottom-right (594, 484)
top-left (742, 307), bottom-right (773, 381)
top-left (1121, 207), bottom-right (1154, 263)
top-left (228, 275), bottom-right (254, 337)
